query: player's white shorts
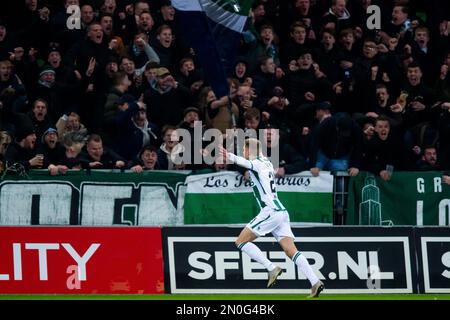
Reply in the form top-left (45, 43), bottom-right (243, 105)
top-left (246, 206), bottom-right (295, 242)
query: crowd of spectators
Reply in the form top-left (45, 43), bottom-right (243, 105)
top-left (0, 0), bottom-right (449, 181)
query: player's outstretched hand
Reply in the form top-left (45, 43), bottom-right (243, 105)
top-left (218, 146), bottom-right (228, 163)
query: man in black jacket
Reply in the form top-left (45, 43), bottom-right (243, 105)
top-left (4, 125), bottom-right (42, 170)
top-left (309, 112), bottom-right (362, 177)
top-left (79, 134), bottom-right (125, 169)
top-left (143, 67), bottom-right (191, 128)
top-left (64, 22), bottom-right (115, 133)
top-left (361, 116), bottom-right (403, 180)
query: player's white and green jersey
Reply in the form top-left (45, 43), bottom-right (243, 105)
top-left (227, 153), bottom-right (286, 211)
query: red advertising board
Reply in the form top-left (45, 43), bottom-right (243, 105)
top-left (0, 227), bottom-right (164, 294)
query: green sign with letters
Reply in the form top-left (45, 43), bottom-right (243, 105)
top-left (347, 171), bottom-right (450, 226)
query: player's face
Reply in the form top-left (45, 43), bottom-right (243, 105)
top-left (243, 146), bottom-right (250, 160)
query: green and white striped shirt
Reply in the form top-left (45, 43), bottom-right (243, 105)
top-left (228, 153), bottom-right (286, 211)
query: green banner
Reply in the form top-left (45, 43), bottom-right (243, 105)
top-left (0, 170), bottom-right (188, 226)
top-left (347, 171), bottom-right (450, 226)
top-left (184, 171), bottom-right (334, 225)
top-left (1, 170), bottom-right (334, 226)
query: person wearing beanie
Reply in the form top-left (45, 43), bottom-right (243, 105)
top-left (37, 127), bottom-right (66, 175)
top-left (28, 64), bottom-right (62, 122)
top-left (43, 45), bottom-right (83, 118)
top-left (38, 66), bottom-right (56, 88)
top-left (4, 125), bottom-right (43, 170)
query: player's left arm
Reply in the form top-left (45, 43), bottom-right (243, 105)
top-left (219, 146), bottom-right (253, 170)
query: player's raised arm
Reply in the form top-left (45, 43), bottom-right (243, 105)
top-left (218, 146), bottom-right (253, 170)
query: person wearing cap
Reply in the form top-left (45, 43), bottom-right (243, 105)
top-left (309, 112), bottom-right (362, 177)
top-left (37, 127), bottom-right (67, 175)
top-left (128, 144), bottom-right (160, 172)
top-left (179, 107), bottom-right (201, 130)
top-left (39, 66), bottom-right (56, 86)
top-left (4, 125), bottom-right (43, 170)
top-left (143, 66), bottom-right (191, 128)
